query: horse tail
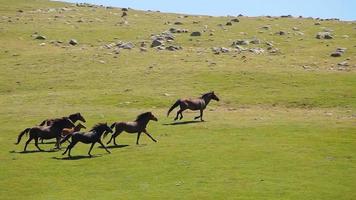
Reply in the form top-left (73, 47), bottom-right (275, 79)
top-left (60, 134), bottom-right (72, 144)
top-left (15, 128), bottom-right (31, 144)
top-left (167, 99), bottom-right (181, 117)
top-left (39, 120), bottom-right (47, 126)
top-left (110, 122), bottom-right (116, 129)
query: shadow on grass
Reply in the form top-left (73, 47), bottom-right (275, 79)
top-left (9, 149), bottom-right (57, 154)
top-left (51, 154), bottom-right (102, 160)
top-left (163, 120), bottom-right (205, 126)
top-left (99, 144), bottom-right (129, 149)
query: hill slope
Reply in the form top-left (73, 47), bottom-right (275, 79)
top-left (0, 0), bottom-right (355, 199)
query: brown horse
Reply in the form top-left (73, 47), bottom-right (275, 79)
top-left (167, 91), bottom-right (220, 121)
top-left (15, 117), bottom-right (75, 152)
top-left (107, 112), bottom-right (158, 146)
top-left (39, 112), bottom-right (86, 143)
top-left (61, 123), bottom-right (113, 158)
top-left (62, 123), bottom-right (86, 137)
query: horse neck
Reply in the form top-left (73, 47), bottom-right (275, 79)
top-left (202, 95), bottom-right (212, 105)
top-left (136, 118), bottom-right (150, 127)
top-left (50, 123), bottom-right (64, 133)
top-left (68, 115), bottom-right (76, 123)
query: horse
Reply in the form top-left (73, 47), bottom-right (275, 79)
top-left (15, 117), bottom-right (75, 152)
top-left (167, 91), bottom-right (220, 121)
top-left (39, 112), bottom-right (86, 143)
top-left (62, 123), bottom-right (86, 137)
top-left (61, 123), bottom-right (113, 158)
top-left (106, 112), bottom-right (158, 146)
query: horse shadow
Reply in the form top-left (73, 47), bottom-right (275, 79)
top-left (163, 120), bottom-right (205, 126)
top-left (51, 154), bottom-right (102, 160)
top-left (9, 149), bottom-right (57, 154)
top-left (99, 144), bottom-right (129, 149)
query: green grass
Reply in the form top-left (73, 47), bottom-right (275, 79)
top-left (0, 0), bottom-right (355, 199)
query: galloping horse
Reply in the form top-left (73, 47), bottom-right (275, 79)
top-left (107, 112), bottom-right (158, 146)
top-left (15, 117), bottom-right (75, 151)
top-left (167, 91), bottom-right (220, 121)
top-left (61, 123), bottom-right (113, 158)
top-left (39, 112), bottom-right (86, 143)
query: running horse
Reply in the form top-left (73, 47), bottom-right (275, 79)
top-left (39, 112), bottom-right (86, 143)
top-left (15, 117), bottom-right (75, 152)
top-left (106, 112), bottom-right (158, 146)
top-left (167, 91), bottom-right (220, 121)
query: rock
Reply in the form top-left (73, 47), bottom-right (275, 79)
top-left (231, 18), bottom-right (240, 22)
top-left (316, 32), bottom-right (333, 39)
top-left (233, 40), bottom-right (249, 45)
top-left (249, 48), bottom-right (265, 54)
top-left (174, 21), bottom-right (183, 25)
top-left (121, 8), bottom-right (128, 11)
top-left (226, 21), bottom-right (232, 26)
top-left (35, 35), bottom-right (46, 40)
top-left (314, 22), bottom-right (321, 25)
top-left (69, 39), bottom-right (78, 45)
top-left (156, 46), bottom-right (165, 50)
top-left (118, 42), bottom-right (134, 49)
top-left (292, 27), bottom-right (299, 31)
top-left (140, 47), bottom-right (147, 52)
top-left (212, 47), bottom-right (230, 54)
top-left (166, 45), bottom-right (182, 51)
top-left (190, 31), bottom-right (201, 36)
top-left (276, 31), bottom-right (286, 35)
top-left (250, 38), bottom-right (260, 44)
top-left (336, 47), bottom-right (347, 53)
top-left (151, 39), bottom-right (164, 47)
top-left (330, 52), bottom-right (342, 57)
top-left (260, 25), bottom-right (271, 30)
top-left (338, 61), bottom-right (348, 66)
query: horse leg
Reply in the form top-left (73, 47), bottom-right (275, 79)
top-left (144, 130), bottom-right (157, 143)
top-left (106, 135), bottom-right (113, 145)
top-left (24, 137), bottom-right (33, 152)
top-left (34, 137), bottom-right (43, 151)
top-left (136, 132), bottom-right (142, 145)
top-left (98, 140), bottom-right (111, 154)
top-left (88, 143), bottom-right (95, 157)
top-left (40, 138), bottom-right (44, 144)
top-left (195, 109), bottom-right (204, 121)
top-left (55, 137), bottom-right (61, 150)
top-left (175, 109), bottom-right (184, 121)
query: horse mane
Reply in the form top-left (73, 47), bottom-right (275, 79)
top-left (201, 91), bottom-right (213, 98)
top-left (135, 112), bottom-right (151, 121)
top-left (69, 112), bottom-right (80, 118)
top-left (90, 123), bottom-right (106, 131)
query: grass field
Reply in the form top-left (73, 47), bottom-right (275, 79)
top-left (0, 0), bottom-right (355, 199)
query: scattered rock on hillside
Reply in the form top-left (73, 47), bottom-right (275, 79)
top-left (314, 22), bottom-right (321, 25)
top-left (232, 40), bottom-right (249, 45)
top-left (330, 52), bottom-right (342, 57)
top-left (260, 25), bottom-right (271, 30)
top-left (169, 28), bottom-right (189, 33)
top-left (69, 39), bottom-right (78, 45)
top-left (316, 32), bottom-right (333, 39)
top-left (121, 8), bottom-right (128, 11)
top-left (330, 47), bottom-right (346, 57)
top-left (276, 31), bottom-right (286, 35)
top-left (231, 18), bottom-right (240, 22)
top-left (35, 35), bottom-right (46, 40)
top-left (166, 45), bottom-right (182, 51)
top-left (292, 27), bottom-right (299, 31)
top-left (117, 41), bottom-right (134, 49)
top-left (212, 47), bottom-right (231, 54)
top-left (249, 48), bottom-right (265, 54)
top-left (190, 31), bottom-right (201, 36)
top-left (151, 39), bottom-right (164, 47)
top-left (226, 21), bottom-right (232, 26)
top-left (250, 38), bottom-right (261, 44)
top-left (174, 21), bottom-right (183, 25)
top-left (338, 61), bottom-right (349, 66)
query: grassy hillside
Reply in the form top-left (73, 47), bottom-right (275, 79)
top-left (0, 0), bottom-right (355, 199)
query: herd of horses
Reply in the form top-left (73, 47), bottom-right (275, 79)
top-left (15, 91), bottom-right (220, 158)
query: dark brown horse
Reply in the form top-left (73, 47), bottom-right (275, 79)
top-left (39, 112), bottom-right (86, 143)
top-left (15, 117), bottom-right (75, 152)
top-left (61, 123), bottom-right (113, 158)
top-left (107, 112), bottom-right (158, 146)
top-left (167, 91), bottom-right (220, 121)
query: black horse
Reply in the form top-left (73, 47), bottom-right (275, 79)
top-left (107, 112), bottom-right (158, 146)
top-left (61, 123), bottom-right (112, 158)
top-left (16, 117), bottom-right (75, 152)
top-left (39, 113), bottom-right (86, 143)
